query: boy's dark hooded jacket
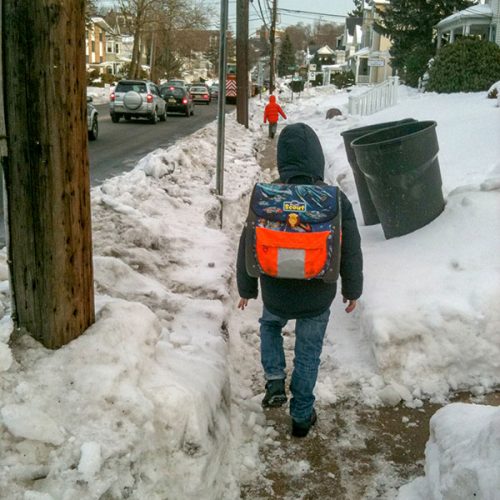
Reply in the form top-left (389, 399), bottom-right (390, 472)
top-left (237, 123), bottom-right (363, 319)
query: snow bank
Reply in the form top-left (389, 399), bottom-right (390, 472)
top-left (0, 111), bottom-right (264, 498)
top-left (398, 403), bottom-right (500, 499)
top-left (288, 88), bottom-right (500, 403)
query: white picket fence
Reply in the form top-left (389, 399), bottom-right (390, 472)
top-left (348, 76), bottom-right (400, 116)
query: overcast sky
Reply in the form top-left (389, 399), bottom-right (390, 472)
top-left (98, 0), bottom-right (357, 34)
top-left (217, 0), bottom-right (356, 34)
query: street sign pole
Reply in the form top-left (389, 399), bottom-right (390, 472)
top-left (216, 0), bottom-right (228, 200)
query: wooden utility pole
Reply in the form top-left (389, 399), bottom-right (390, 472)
top-left (2, 0), bottom-right (95, 348)
top-left (269, 0), bottom-right (278, 93)
top-left (236, 0), bottom-right (249, 127)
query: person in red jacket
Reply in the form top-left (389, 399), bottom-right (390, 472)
top-left (263, 95), bottom-right (287, 138)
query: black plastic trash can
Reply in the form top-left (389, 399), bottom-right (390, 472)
top-left (351, 120), bottom-right (445, 239)
top-left (341, 119), bottom-right (416, 226)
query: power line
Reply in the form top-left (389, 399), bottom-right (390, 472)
top-left (277, 7), bottom-right (346, 20)
top-left (254, 0), bottom-right (270, 29)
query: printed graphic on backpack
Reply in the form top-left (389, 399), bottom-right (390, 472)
top-left (245, 183), bottom-right (342, 282)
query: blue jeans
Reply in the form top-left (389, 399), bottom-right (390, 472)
top-left (259, 307), bottom-right (330, 422)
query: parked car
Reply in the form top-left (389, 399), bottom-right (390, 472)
top-left (160, 86), bottom-right (194, 117)
top-left (87, 96), bottom-right (98, 140)
top-left (109, 80), bottom-right (167, 124)
top-left (190, 85), bottom-right (211, 104)
top-left (209, 84), bottom-right (219, 99)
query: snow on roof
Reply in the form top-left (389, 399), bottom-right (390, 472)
top-left (437, 4), bottom-right (492, 29)
top-left (317, 45), bottom-right (335, 55)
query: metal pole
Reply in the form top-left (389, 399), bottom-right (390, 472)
top-left (216, 0), bottom-right (228, 198)
top-left (236, 0), bottom-right (249, 127)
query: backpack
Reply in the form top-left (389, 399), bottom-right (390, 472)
top-left (245, 182), bottom-right (342, 282)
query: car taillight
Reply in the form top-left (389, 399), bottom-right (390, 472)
top-left (146, 93), bottom-right (153, 103)
top-left (204, 94), bottom-right (209, 99)
top-left (110, 92), bottom-right (115, 101)
top-left (182, 98), bottom-right (188, 104)
top-left (169, 86), bottom-right (175, 90)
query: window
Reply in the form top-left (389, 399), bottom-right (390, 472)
top-left (115, 44), bottom-right (120, 54)
top-left (359, 58), bottom-right (368, 76)
top-left (99, 32), bottom-right (103, 41)
top-left (107, 42), bottom-right (113, 53)
top-left (115, 82), bottom-right (147, 93)
top-left (100, 56), bottom-right (103, 63)
top-left (92, 41), bottom-right (95, 52)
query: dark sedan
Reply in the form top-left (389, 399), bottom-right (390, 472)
top-left (160, 86), bottom-right (195, 117)
top-left (190, 85), bottom-right (211, 105)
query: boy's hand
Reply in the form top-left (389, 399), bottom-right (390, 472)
top-left (238, 298), bottom-right (249, 310)
top-left (343, 297), bottom-right (357, 313)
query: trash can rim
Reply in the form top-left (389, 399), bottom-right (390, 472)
top-left (350, 120), bottom-right (437, 149)
top-left (340, 118), bottom-right (417, 138)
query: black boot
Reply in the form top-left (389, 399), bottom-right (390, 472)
top-left (291, 409), bottom-right (317, 438)
top-left (262, 379), bottom-right (287, 408)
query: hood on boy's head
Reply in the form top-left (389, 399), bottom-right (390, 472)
top-left (269, 95), bottom-right (276, 103)
top-left (277, 123), bottom-right (325, 181)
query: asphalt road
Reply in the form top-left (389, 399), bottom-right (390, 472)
top-left (0, 99), bottom-right (231, 246)
top-left (88, 99), bottom-right (230, 186)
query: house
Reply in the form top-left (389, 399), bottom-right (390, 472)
top-left (436, 0), bottom-right (500, 48)
top-left (337, 16), bottom-right (363, 60)
top-left (86, 17), bottom-right (112, 73)
top-left (313, 45), bottom-right (335, 67)
top-left (350, 0), bottom-right (393, 84)
top-left (103, 11), bottom-right (149, 76)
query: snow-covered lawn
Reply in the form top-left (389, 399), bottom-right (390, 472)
top-left (0, 84), bottom-right (499, 499)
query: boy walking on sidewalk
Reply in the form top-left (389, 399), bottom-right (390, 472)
top-left (236, 123), bottom-right (363, 437)
top-left (263, 95), bottom-right (287, 138)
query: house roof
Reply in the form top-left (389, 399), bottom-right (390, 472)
top-left (437, 4), bottom-right (492, 30)
top-left (90, 16), bottom-right (113, 33)
top-left (316, 45), bottom-right (335, 55)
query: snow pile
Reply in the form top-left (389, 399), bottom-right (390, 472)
top-left (294, 88), bottom-right (500, 404)
top-left (87, 86), bottom-right (112, 105)
top-left (398, 403), bottom-right (500, 499)
top-left (0, 113), bottom-right (264, 498)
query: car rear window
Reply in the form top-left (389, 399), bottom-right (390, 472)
top-left (162, 88), bottom-right (184, 98)
top-left (191, 86), bottom-right (207, 92)
top-left (116, 82), bottom-right (147, 93)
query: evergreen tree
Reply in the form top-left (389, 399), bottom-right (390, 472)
top-left (348, 0), bottom-right (363, 18)
top-left (278, 33), bottom-right (296, 76)
top-left (375, 0), bottom-right (474, 87)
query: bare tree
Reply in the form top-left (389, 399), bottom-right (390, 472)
top-left (118, 0), bottom-right (214, 80)
top-left (118, 0), bottom-right (161, 78)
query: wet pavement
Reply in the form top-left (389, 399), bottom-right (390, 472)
top-left (241, 390), bottom-right (500, 499)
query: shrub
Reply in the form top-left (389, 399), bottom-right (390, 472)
top-left (426, 38), bottom-right (500, 93)
top-left (487, 80), bottom-right (499, 98)
top-left (313, 73), bottom-right (323, 87)
top-left (331, 70), bottom-right (355, 89)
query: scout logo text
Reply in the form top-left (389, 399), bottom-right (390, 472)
top-left (283, 201), bottom-right (306, 212)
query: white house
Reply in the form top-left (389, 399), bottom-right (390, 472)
top-left (436, 0), bottom-right (500, 48)
top-left (350, 0), bottom-right (393, 84)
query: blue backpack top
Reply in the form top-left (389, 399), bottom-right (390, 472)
top-left (245, 183), bottom-right (342, 282)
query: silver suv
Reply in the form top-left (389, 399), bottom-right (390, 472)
top-left (110, 80), bottom-right (167, 124)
